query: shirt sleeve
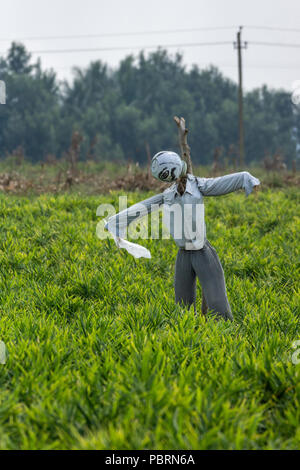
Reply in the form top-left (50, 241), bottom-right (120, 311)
top-left (196, 171), bottom-right (260, 197)
top-left (104, 193), bottom-right (164, 237)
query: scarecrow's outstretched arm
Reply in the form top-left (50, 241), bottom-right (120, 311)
top-left (105, 193), bottom-right (163, 238)
top-left (197, 171), bottom-right (260, 197)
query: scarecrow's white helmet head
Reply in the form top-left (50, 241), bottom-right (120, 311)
top-left (151, 151), bottom-right (187, 182)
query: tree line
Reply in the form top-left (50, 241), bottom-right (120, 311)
top-left (0, 42), bottom-right (299, 166)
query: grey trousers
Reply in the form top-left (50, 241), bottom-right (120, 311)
top-left (174, 240), bottom-right (233, 321)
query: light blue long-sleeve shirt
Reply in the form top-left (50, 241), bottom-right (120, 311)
top-left (105, 171), bottom-right (260, 252)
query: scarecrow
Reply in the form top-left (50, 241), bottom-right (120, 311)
top-left (104, 117), bottom-right (260, 320)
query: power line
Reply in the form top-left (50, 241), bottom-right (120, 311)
top-left (56, 63), bottom-right (300, 70)
top-left (246, 25), bottom-right (300, 33)
top-left (0, 26), bottom-right (236, 43)
top-left (243, 64), bottom-right (300, 69)
top-left (1, 41), bottom-right (233, 55)
top-left (251, 41), bottom-right (300, 48)
top-left (1, 24), bottom-right (300, 43)
top-left (53, 63), bottom-right (300, 72)
top-left (2, 39), bottom-right (300, 56)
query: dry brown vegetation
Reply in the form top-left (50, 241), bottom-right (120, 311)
top-left (0, 138), bottom-right (299, 195)
top-left (0, 160), bottom-right (169, 195)
top-left (0, 160), bottom-right (298, 196)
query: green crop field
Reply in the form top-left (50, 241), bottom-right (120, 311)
top-left (0, 188), bottom-right (299, 450)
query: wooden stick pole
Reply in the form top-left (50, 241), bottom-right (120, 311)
top-left (174, 116), bottom-right (193, 174)
top-left (173, 116), bottom-right (207, 316)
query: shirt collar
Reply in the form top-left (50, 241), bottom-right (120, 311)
top-left (173, 174), bottom-right (195, 196)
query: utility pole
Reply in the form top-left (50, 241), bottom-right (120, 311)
top-left (234, 27), bottom-right (247, 166)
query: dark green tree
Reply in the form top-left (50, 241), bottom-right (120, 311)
top-left (0, 43), bottom-right (299, 166)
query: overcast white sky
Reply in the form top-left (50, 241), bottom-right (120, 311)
top-left (0, 0), bottom-right (299, 91)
